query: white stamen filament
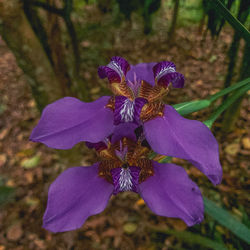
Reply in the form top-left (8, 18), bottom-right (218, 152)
top-left (119, 168), bottom-right (133, 191)
top-left (120, 99), bottom-right (134, 122)
top-left (156, 66), bottom-right (176, 81)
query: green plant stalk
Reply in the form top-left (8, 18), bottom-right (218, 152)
top-left (208, 0), bottom-right (250, 43)
top-left (204, 83), bottom-right (250, 128)
top-left (173, 77), bottom-right (250, 116)
top-left (208, 77), bottom-right (250, 102)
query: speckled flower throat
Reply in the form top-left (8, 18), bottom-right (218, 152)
top-left (99, 58), bottom-right (184, 124)
top-left (95, 136), bottom-right (154, 194)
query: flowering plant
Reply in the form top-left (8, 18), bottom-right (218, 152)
top-left (31, 57), bottom-right (222, 233)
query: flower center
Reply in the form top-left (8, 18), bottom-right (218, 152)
top-left (98, 137), bottom-right (154, 190)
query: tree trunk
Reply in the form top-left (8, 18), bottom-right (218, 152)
top-left (0, 0), bottom-right (64, 111)
top-left (23, 0), bottom-right (53, 64)
top-left (46, 0), bottom-right (73, 96)
top-left (168, 0), bottom-right (180, 43)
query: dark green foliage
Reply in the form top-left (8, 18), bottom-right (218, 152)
top-left (239, 43), bottom-right (250, 80)
top-left (203, 0), bottom-right (235, 37)
top-left (0, 186), bottom-right (14, 206)
top-left (116, 0), bottom-right (161, 34)
top-left (97, 0), bottom-right (114, 13)
top-left (222, 43), bottom-right (250, 132)
top-left (224, 0), bottom-right (249, 88)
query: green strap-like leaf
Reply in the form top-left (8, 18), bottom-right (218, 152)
top-left (173, 99), bottom-right (211, 116)
top-left (173, 77), bottom-right (250, 116)
top-left (204, 82), bottom-right (250, 128)
top-left (208, 0), bottom-right (250, 43)
top-left (148, 226), bottom-right (227, 250)
top-left (208, 77), bottom-right (250, 102)
top-left (204, 197), bottom-right (250, 244)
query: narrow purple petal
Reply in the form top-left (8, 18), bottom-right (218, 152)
top-left (98, 56), bottom-right (130, 83)
top-left (144, 105), bottom-right (222, 185)
top-left (43, 163), bottom-right (113, 232)
top-left (114, 96), bottom-right (147, 125)
top-left (126, 62), bottom-right (156, 86)
top-left (153, 61), bottom-right (176, 78)
top-left (139, 161), bottom-right (204, 226)
top-left (111, 166), bottom-right (140, 194)
top-left (158, 72), bottom-right (185, 88)
top-left (111, 123), bottom-right (138, 143)
top-left (30, 96), bottom-right (114, 149)
top-left (153, 61), bottom-right (184, 88)
top-left (169, 72), bottom-right (185, 88)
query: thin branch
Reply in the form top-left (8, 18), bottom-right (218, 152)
top-left (26, 0), bottom-right (64, 16)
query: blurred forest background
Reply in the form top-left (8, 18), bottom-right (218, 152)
top-left (0, 0), bottom-right (250, 249)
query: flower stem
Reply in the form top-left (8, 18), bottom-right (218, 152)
top-left (173, 77), bottom-right (250, 116)
top-left (208, 77), bottom-right (250, 102)
top-left (204, 83), bottom-right (250, 128)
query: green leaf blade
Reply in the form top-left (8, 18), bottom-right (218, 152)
top-left (208, 0), bottom-right (250, 42)
top-left (204, 197), bottom-right (250, 244)
top-left (173, 99), bottom-right (211, 116)
top-left (148, 226), bottom-right (227, 250)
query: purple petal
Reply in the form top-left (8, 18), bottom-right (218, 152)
top-left (30, 96), bottom-right (114, 149)
top-left (126, 62), bottom-right (156, 86)
top-left (139, 161), bottom-right (204, 226)
top-left (114, 96), bottom-right (147, 125)
top-left (85, 141), bottom-right (107, 151)
top-left (153, 61), bottom-right (184, 88)
top-left (134, 98), bottom-right (148, 122)
top-left (43, 163), bottom-right (113, 232)
top-left (144, 105), bottom-right (222, 185)
top-left (111, 166), bottom-right (140, 194)
top-left (153, 61), bottom-right (176, 78)
top-left (111, 123), bottom-right (138, 143)
top-left (98, 56), bottom-right (130, 83)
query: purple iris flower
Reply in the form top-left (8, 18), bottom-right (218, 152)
top-left (30, 56), bottom-right (223, 232)
top-left (30, 56), bottom-right (222, 185)
top-left (43, 125), bottom-right (204, 233)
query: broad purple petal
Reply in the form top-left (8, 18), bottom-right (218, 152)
top-left (43, 163), bottom-right (113, 232)
top-left (111, 166), bottom-right (140, 194)
top-left (30, 96), bottom-right (114, 149)
top-left (153, 61), bottom-right (184, 88)
top-left (139, 161), bottom-right (204, 226)
top-left (144, 105), bottom-right (222, 185)
top-left (98, 56), bottom-right (130, 83)
top-left (111, 123), bottom-right (138, 143)
top-left (114, 96), bottom-right (147, 125)
top-left (126, 62), bottom-right (156, 86)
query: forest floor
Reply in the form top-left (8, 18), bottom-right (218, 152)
top-left (0, 8), bottom-right (250, 250)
